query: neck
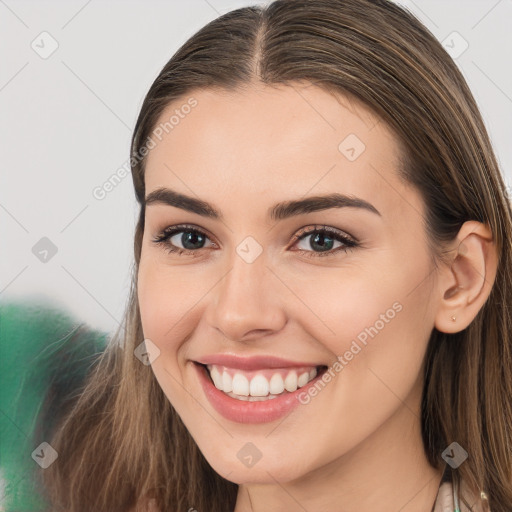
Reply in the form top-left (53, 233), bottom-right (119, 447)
top-left (234, 387), bottom-right (443, 512)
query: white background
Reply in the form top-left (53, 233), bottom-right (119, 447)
top-left (1, 0), bottom-right (511, 334)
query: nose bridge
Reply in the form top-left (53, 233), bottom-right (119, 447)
top-left (206, 241), bottom-right (286, 341)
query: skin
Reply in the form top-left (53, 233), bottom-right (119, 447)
top-left (137, 81), bottom-right (497, 512)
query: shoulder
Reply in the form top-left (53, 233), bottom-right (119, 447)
top-left (433, 481), bottom-right (491, 512)
top-left (433, 481), bottom-right (453, 511)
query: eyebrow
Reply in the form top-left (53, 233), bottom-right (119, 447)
top-left (144, 187), bottom-right (381, 221)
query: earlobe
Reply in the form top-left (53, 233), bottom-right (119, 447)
top-left (434, 221), bottom-right (498, 334)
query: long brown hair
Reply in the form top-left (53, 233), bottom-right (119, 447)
top-left (42, 1), bottom-right (512, 510)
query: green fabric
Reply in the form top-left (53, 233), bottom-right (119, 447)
top-left (0, 297), bottom-right (108, 511)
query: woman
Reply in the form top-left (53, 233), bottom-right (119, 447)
top-left (42, 0), bottom-right (512, 511)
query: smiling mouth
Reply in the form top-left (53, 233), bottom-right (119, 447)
top-left (197, 362), bottom-right (328, 401)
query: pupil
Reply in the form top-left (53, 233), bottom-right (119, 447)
top-left (312, 233), bottom-right (334, 252)
top-left (182, 231), bottom-right (204, 250)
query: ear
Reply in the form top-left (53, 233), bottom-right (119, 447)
top-left (434, 220), bottom-right (498, 333)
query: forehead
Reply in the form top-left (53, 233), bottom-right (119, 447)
top-left (143, 83), bottom-right (421, 224)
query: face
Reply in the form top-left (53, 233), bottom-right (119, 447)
top-left (137, 82), bottom-right (439, 484)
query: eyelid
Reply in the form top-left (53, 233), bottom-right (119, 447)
top-left (290, 224), bottom-right (357, 245)
top-left (153, 223), bottom-right (213, 239)
top-left (152, 223), bottom-right (217, 251)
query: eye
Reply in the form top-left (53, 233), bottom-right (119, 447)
top-left (152, 224), bottom-right (215, 257)
top-left (152, 224), bottom-right (358, 258)
top-left (290, 225), bottom-right (358, 258)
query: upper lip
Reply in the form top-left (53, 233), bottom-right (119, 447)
top-left (195, 353), bottom-right (323, 371)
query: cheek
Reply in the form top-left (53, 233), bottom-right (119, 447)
top-left (293, 255), bottom-right (434, 400)
top-left (283, 268), bottom-right (433, 460)
top-left (289, 261), bottom-right (407, 352)
top-left (137, 260), bottom-right (199, 346)
top-left (137, 262), bottom-right (167, 340)
top-left (137, 262), bottom-right (196, 407)
top-left (300, 245), bottom-right (433, 348)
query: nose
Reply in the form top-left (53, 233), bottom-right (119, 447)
top-left (204, 248), bottom-right (287, 342)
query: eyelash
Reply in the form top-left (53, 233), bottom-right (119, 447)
top-left (151, 223), bottom-right (358, 259)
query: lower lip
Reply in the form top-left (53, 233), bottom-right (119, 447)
top-left (194, 362), bottom-right (324, 424)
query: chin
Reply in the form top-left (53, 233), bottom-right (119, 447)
top-left (200, 446), bottom-right (314, 485)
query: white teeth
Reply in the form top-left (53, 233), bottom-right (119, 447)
top-left (269, 373), bottom-right (285, 394)
top-left (222, 371), bottom-right (233, 392)
top-left (232, 373), bottom-right (250, 396)
top-left (284, 370), bottom-right (298, 392)
top-left (205, 364), bottom-right (321, 399)
top-left (297, 372), bottom-right (310, 388)
top-left (249, 374), bottom-right (270, 396)
top-left (210, 365), bottom-right (223, 390)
